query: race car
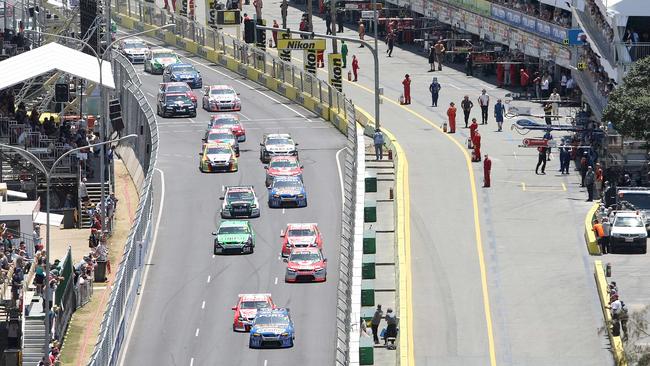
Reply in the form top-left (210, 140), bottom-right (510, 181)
top-left (268, 176), bottom-right (307, 208)
top-left (212, 220), bottom-right (255, 254)
top-left (249, 308), bottom-right (295, 349)
top-left (280, 223), bottom-right (323, 257)
top-left (156, 93), bottom-right (197, 118)
top-left (220, 186), bottom-right (260, 218)
top-left (118, 38), bottom-right (149, 63)
top-left (203, 128), bottom-right (240, 156)
top-left (265, 156), bottom-right (303, 187)
top-left (162, 63), bottom-right (203, 88)
top-left (199, 143), bottom-right (238, 173)
top-left (202, 85), bottom-right (241, 111)
top-left (144, 48), bottom-right (181, 74)
top-left (209, 114), bottom-right (246, 142)
top-left (159, 82), bottom-right (197, 107)
top-left (259, 133), bottom-right (299, 163)
top-left (284, 247), bottom-right (327, 283)
top-left (232, 293), bottom-right (274, 332)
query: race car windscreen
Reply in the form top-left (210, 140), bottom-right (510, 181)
top-left (210, 88), bottom-right (234, 95)
top-left (124, 42), bottom-right (146, 49)
top-left (206, 147), bottom-right (230, 155)
top-left (271, 160), bottom-right (298, 168)
top-left (614, 217), bottom-right (644, 228)
top-left (254, 315), bottom-right (289, 326)
top-left (165, 95), bottom-right (191, 104)
top-left (154, 52), bottom-right (175, 58)
top-left (218, 226), bottom-right (249, 234)
top-left (241, 301), bottom-right (270, 310)
top-left (172, 65), bottom-right (195, 72)
top-left (288, 228), bottom-right (315, 237)
top-left (208, 132), bottom-right (234, 141)
top-left (289, 252), bottom-right (321, 261)
top-left (267, 138), bottom-right (292, 146)
top-left (273, 180), bottom-right (300, 189)
top-left (621, 193), bottom-right (650, 210)
top-left (166, 85), bottom-right (190, 93)
top-left (227, 191), bottom-right (254, 201)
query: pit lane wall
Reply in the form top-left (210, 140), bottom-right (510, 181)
top-left (584, 203), bottom-right (601, 255)
top-left (594, 260), bottom-right (627, 365)
top-left (111, 2), bottom-right (412, 365)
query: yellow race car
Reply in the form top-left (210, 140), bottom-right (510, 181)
top-left (199, 142), bottom-right (238, 173)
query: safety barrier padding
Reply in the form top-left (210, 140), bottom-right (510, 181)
top-left (361, 279), bottom-right (375, 307)
top-left (594, 260), bottom-right (627, 365)
top-left (584, 203), bottom-right (602, 255)
top-left (363, 229), bottom-right (376, 254)
top-left (365, 172), bottom-right (377, 193)
top-left (364, 198), bottom-right (377, 223)
top-left (362, 254), bottom-right (376, 280)
top-left (359, 336), bottom-right (374, 365)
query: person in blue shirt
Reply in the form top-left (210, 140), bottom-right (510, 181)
top-left (429, 78), bottom-right (441, 107)
top-left (494, 99), bottom-right (505, 131)
top-left (373, 129), bottom-right (385, 160)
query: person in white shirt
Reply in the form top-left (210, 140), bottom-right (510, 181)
top-left (541, 76), bottom-right (550, 99)
top-left (477, 89), bottom-right (490, 125)
top-left (549, 88), bottom-right (561, 120)
top-left (566, 76), bottom-right (575, 97)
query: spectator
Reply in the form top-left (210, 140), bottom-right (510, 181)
top-left (371, 304), bottom-right (383, 344)
top-left (384, 308), bottom-right (398, 346)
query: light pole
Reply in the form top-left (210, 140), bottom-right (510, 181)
top-left (257, 25), bottom-right (382, 128)
top-left (25, 23), bottom-right (174, 239)
top-left (0, 134), bottom-right (136, 359)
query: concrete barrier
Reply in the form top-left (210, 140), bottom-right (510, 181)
top-left (584, 203), bottom-right (602, 255)
top-left (593, 260), bottom-right (627, 365)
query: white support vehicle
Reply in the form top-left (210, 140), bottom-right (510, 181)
top-left (608, 210), bottom-right (648, 254)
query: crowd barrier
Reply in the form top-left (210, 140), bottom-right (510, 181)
top-left (584, 203), bottom-right (601, 255)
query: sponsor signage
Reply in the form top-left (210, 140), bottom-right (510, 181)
top-left (278, 32), bottom-right (292, 61)
top-left (277, 39), bottom-right (326, 51)
top-left (361, 10), bottom-right (377, 19)
top-left (304, 49), bottom-right (317, 75)
top-left (490, 3), bottom-right (566, 43)
top-left (328, 53), bottom-right (343, 92)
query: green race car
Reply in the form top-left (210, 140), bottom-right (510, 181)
top-left (212, 220), bottom-right (255, 255)
top-left (144, 48), bottom-right (181, 74)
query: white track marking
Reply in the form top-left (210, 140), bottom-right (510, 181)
top-left (335, 147), bottom-right (346, 205)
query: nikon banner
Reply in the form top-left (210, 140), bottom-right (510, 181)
top-left (206, 0), bottom-right (218, 27)
top-left (176, 0), bottom-right (194, 19)
top-left (278, 32), bottom-right (292, 62)
top-left (277, 38), bottom-right (326, 51)
top-left (328, 53), bottom-right (343, 92)
top-left (303, 49), bottom-right (317, 75)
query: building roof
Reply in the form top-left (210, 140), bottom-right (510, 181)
top-left (0, 42), bottom-right (115, 90)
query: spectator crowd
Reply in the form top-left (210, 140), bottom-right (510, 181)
top-left (489, 0), bottom-right (571, 27)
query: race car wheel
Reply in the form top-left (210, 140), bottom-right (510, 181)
top-left (156, 105), bottom-right (161, 116)
top-left (232, 324), bottom-right (236, 332)
top-left (190, 111), bottom-right (197, 118)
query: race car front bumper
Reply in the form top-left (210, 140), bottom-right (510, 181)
top-left (249, 333), bottom-right (294, 348)
top-left (202, 161), bottom-right (237, 173)
top-left (285, 268), bottom-right (326, 282)
top-left (268, 195), bottom-right (307, 208)
top-left (214, 243), bottom-right (253, 254)
top-left (221, 205), bottom-right (260, 218)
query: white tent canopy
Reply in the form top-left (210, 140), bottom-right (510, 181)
top-left (0, 42), bottom-right (115, 90)
top-left (605, 0), bottom-right (650, 26)
top-left (33, 212), bottom-right (64, 227)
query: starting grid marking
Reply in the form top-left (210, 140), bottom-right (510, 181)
top-left (520, 182), bottom-right (567, 192)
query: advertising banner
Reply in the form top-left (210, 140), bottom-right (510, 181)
top-left (328, 53), bottom-right (343, 92)
top-left (278, 31), bottom-right (292, 61)
top-left (277, 38), bottom-right (327, 51)
top-left (304, 49), bottom-right (317, 75)
top-left (206, 0), bottom-right (218, 27)
top-left (567, 28), bottom-right (587, 45)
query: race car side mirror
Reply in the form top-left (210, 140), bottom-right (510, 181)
top-left (300, 165), bottom-right (304, 169)
top-left (237, 93), bottom-right (241, 96)
top-left (280, 230), bottom-right (285, 237)
top-left (295, 143), bottom-right (300, 146)
top-left (198, 152), bottom-right (203, 156)
top-left (259, 143), bottom-right (264, 146)
top-left (211, 231), bottom-right (217, 235)
top-left (324, 258), bottom-right (328, 262)
top-left (282, 258), bottom-right (288, 263)
top-left (219, 197), bottom-right (224, 200)
top-left (264, 166), bottom-right (268, 170)
top-left (231, 306), bottom-right (236, 310)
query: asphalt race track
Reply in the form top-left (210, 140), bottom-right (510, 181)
top-left (118, 34), bottom-right (347, 366)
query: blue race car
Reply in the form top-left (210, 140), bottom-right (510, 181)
top-left (249, 308), bottom-right (295, 348)
top-left (162, 63), bottom-right (203, 89)
top-left (268, 176), bottom-right (307, 208)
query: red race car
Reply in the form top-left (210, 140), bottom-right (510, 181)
top-left (231, 293), bottom-right (274, 332)
top-left (284, 247), bottom-right (327, 283)
top-left (158, 82), bottom-right (197, 107)
top-left (265, 156), bottom-right (303, 187)
top-left (280, 223), bottom-right (323, 257)
top-left (209, 114), bottom-right (246, 142)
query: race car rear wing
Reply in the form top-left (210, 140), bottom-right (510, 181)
top-left (238, 293), bottom-right (272, 298)
top-left (222, 185), bottom-right (255, 193)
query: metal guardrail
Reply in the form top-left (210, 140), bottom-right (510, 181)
top-left (86, 51), bottom-right (159, 366)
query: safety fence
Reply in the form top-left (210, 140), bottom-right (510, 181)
top-left (110, 1), bottom-right (362, 365)
top-left (85, 50), bottom-right (159, 366)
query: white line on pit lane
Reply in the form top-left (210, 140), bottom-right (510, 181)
top-left (146, 92), bottom-right (156, 98)
top-left (274, 277), bottom-right (278, 285)
top-left (264, 360), bottom-right (268, 366)
top-left (190, 358), bottom-right (194, 366)
top-left (195, 328), bottom-right (200, 337)
top-left (202, 300), bottom-right (206, 309)
top-left (188, 118), bottom-right (196, 123)
top-left (207, 275), bottom-right (211, 283)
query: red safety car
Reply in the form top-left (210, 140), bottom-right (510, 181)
top-left (209, 114), bottom-right (246, 142)
top-left (265, 156), bottom-right (303, 187)
top-left (231, 293), bottom-right (275, 332)
top-left (284, 247), bottom-right (327, 283)
top-left (280, 223), bottom-right (323, 257)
